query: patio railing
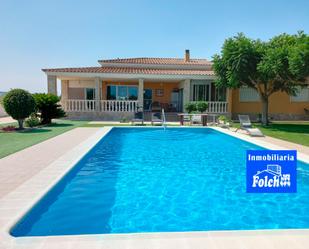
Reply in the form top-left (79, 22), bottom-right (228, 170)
top-left (62, 100), bottom-right (227, 113)
top-left (62, 99), bottom-right (139, 112)
top-left (99, 100), bottom-right (138, 112)
top-left (62, 99), bottom-right (96, 112)
top-left (207, 101), bottom-right (228, 113)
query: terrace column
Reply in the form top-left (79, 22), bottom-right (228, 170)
top-left (95, 77), bottom-right (100, 111)
top-left (61, 80), bottom-right (69, 101)
top-left (183, 79), bottom-right (190, 111)
top-left (138, 79), bottom-right (144, 111)
top-left (47, 75), bottom-right (57, 95)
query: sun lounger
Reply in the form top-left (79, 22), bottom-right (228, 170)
top-left (238, 115), bottom-right (264, 137)
top-left (151, 112), bottom-right (163, 125)
top-left (246, 128), bottom-right (264, 136)
top-left (131, 112), bottom-right (144, 125)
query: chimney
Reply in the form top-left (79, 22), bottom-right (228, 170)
top-left (185, 49), bottom-right (190, 62)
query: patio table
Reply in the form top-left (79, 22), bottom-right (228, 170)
top-left (178, 113), bottom-right (208, 126)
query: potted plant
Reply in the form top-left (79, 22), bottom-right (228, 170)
top-left (184, 102), bottom-right (197, 113)
top-left (196, 101), bottom-right (208, 113)
top-left (218, 115), bottom-right (231, 128)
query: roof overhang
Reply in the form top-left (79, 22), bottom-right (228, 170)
top-left (98, 62), bottom-right (213, 70)
top-left (44, 71), bottom-right (216, 81)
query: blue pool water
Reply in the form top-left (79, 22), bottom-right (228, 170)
top-left (11, 128), bottom-right (309, 236)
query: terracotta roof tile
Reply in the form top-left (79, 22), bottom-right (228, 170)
top-left (42, 67), bottom-right (214, 76)
top-left (99, 57), bottom-right (212, 65)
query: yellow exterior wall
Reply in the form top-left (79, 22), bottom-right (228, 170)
top-left (231, 89), bottom-right (309, 115)
top-left (144, 82), bottom-right (179, 103)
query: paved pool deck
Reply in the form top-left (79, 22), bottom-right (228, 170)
top-left (0, 126), bottom-right (308, 249)
top-left (0, 128), bottom-right (101, 198)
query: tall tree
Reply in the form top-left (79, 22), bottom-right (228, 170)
top-left (213, 32), bottom-right (309, 125)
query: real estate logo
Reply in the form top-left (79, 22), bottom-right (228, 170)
top-left (246, 150), bottom-right (297, 193)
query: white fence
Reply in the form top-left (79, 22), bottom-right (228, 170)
top-left (99, 100), bottom-right (139, 112)
top-left (62, 99), bottom-right (139, 112)
top-left (207, 101), bottom-right (228, 113)
top-left (62, 100), bottom-right (228, 113)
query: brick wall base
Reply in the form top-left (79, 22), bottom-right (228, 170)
top-left (65, 112), bottom-right (180, 122)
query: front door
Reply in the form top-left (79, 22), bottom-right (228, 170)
top-left (143, 89), bottom-right (152, 111)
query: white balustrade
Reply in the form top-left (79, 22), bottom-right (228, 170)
top-left (62, 100), bottom-right (227, 113)
top-left (61, 100), bottom-right (138, 112)
top-left (191, 101), bottom-right (228, 113)
top-left (207, 101), bottom-right (228, 113)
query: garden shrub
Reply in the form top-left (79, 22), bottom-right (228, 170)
top-left (33, 93), bottom-right (65, 124)
top-left (25, 113), bottom-right (40, 127)
top-left (1, 125), bottom-right (16, 132)
top-left (3, 89), bottom-right (36, 129)
top-left (196, 101), bottom-right (208, 113)
top-left (185, 102), bottom-right (197, 113)
top-left (218, 115), bottom-right (231, 124)
top-left (185, 101), bottom-right (208, 113)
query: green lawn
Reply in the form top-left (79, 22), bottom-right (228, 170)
top-left (232, 122), bottom-right (309, 146)
top-left (255, 122), bottom-right (309, 147)
top-left (0, 120), bottom-right (86, 159)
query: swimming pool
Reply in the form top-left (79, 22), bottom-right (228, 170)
top-left (11, 128), bottom-right (309, 236)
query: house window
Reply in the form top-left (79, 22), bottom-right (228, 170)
top-left (290, 87), bottom-right (309, 102)
top-left (191, 80), bottom-right (211, 101)
top-left (107, 85), bottom-right (138, 100)
top-left (214, 86), bottom-right (227, 101)
top-left (118, 86), bottom-right (127, 100)
top-left (128, 87), bottom-right (138, 100)
top-left (239, 87), bottom-right (259, 102)
top-left (107, 86), bottom-right (116, 100)
top-left (85, 88), bottom-right (95, 100)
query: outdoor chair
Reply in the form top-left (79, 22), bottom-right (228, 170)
top-left (151, 112), bottom-right (163, 125)
top-left (237, 115), bottom-right (264, 137)
top-left (131, 111), bottom-right (144, 125)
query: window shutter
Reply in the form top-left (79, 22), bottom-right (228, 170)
top-left (290, 87), bottom-right (309, 102)
top-left (239, 87), bottom-right (259, 102)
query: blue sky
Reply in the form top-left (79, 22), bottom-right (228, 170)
top-left (0, 0), bottom-right (308, 92)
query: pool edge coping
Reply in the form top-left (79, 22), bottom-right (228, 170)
top-left (0, 126), bottom-right (308, 249)
top-left (0, 127), bottom-right (113, 245)
top-left (209, 127), bottom-right (309, 164)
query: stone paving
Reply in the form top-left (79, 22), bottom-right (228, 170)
top-left (0, 128), bottom-right (101, 198)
